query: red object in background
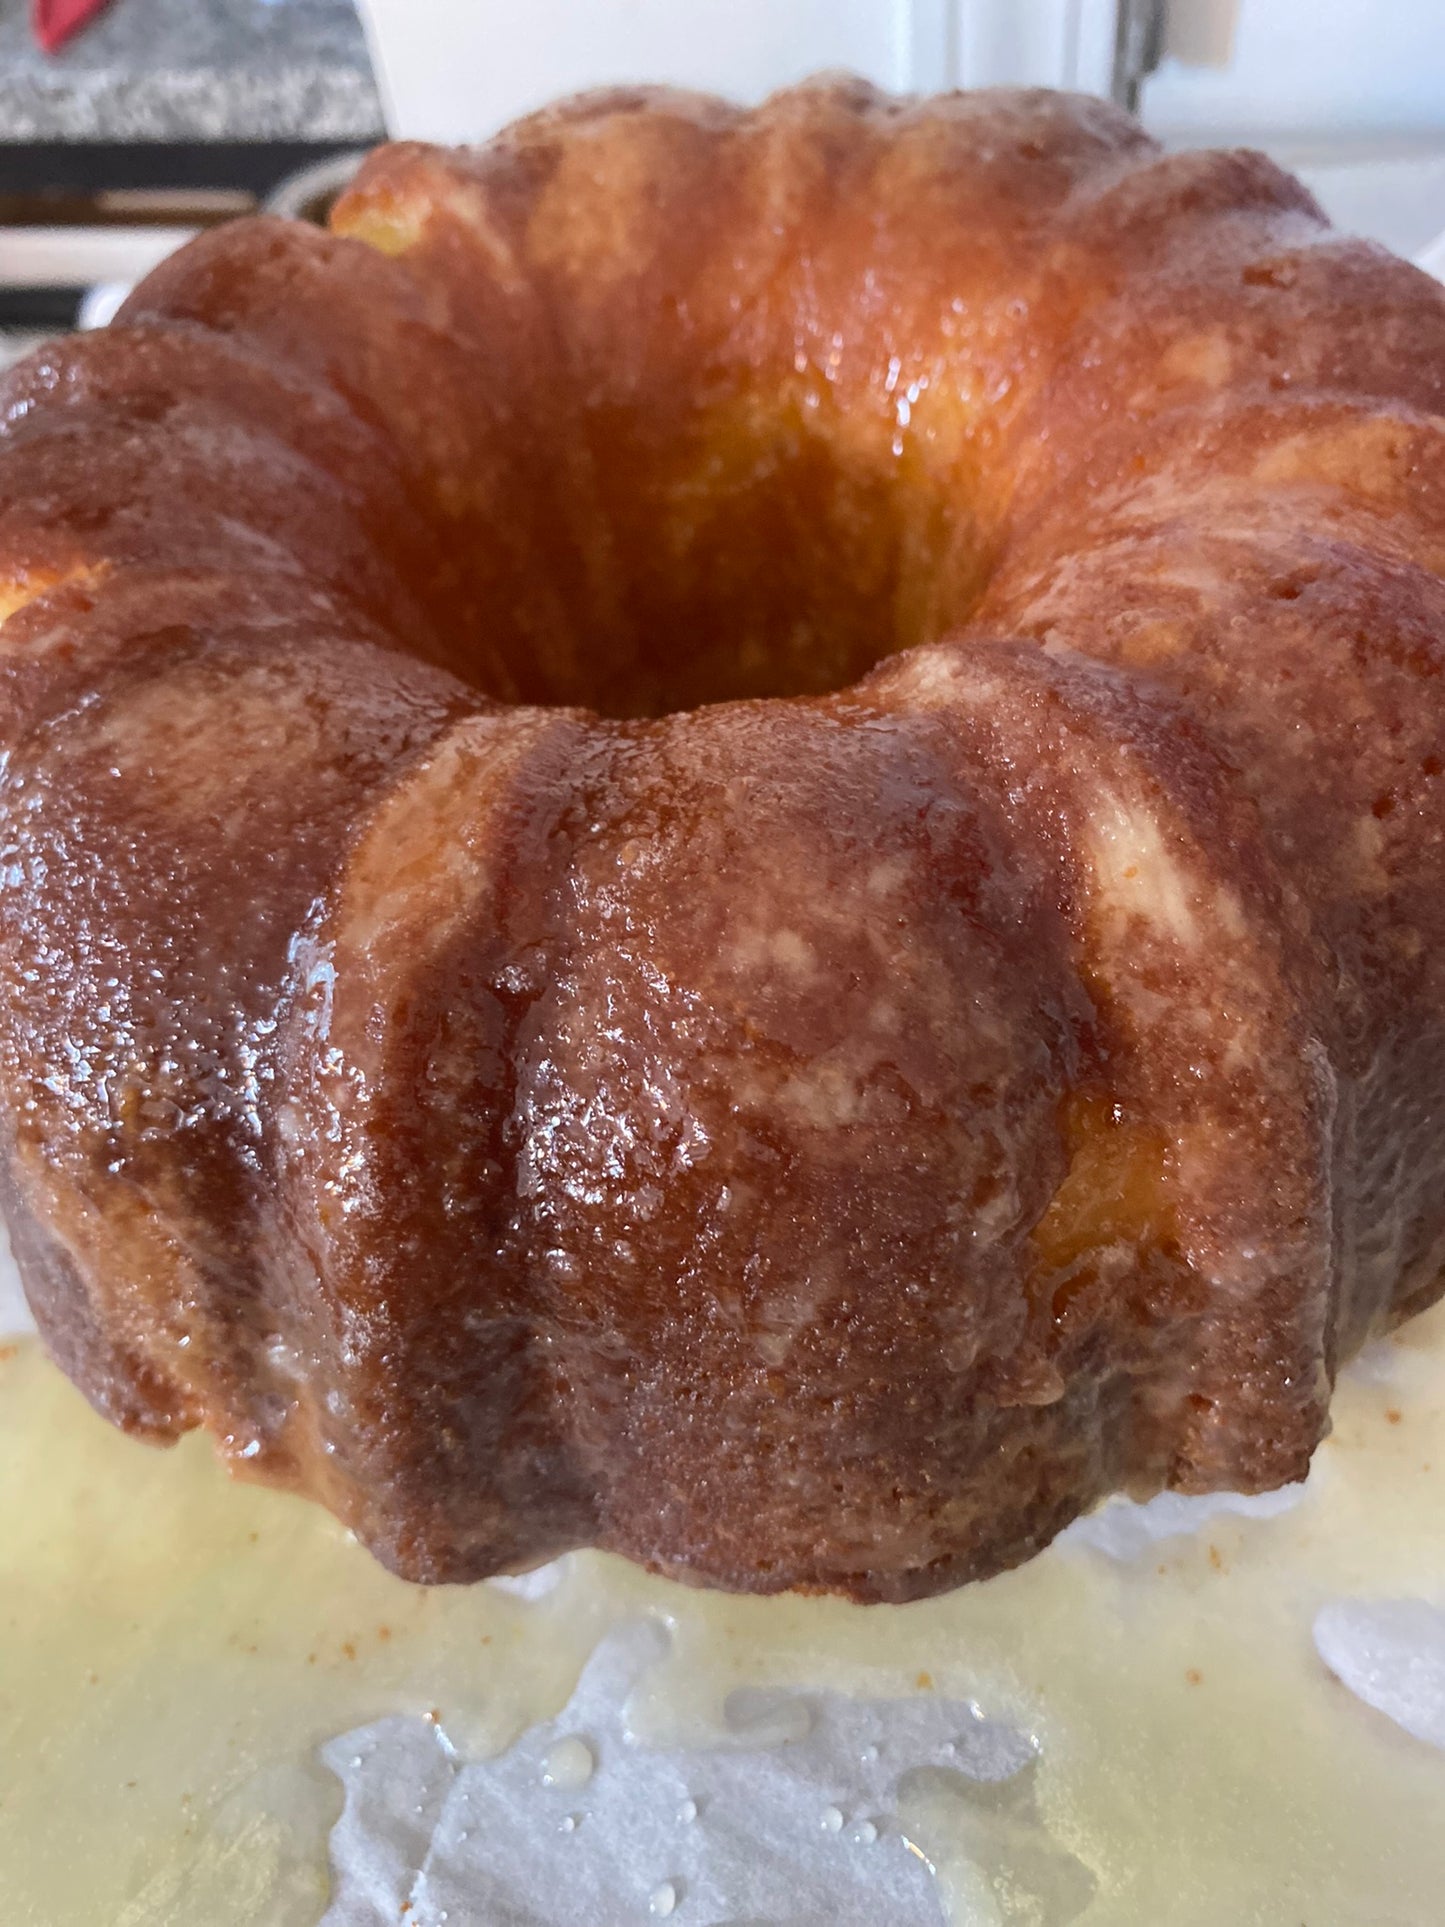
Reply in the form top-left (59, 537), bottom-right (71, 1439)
top-left (32, 0), bottom-right (114, 54)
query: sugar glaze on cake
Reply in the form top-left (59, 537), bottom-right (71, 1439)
top-left (0, 79), bottom-right (1443, 1601)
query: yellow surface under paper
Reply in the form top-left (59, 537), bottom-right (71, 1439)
top-left (1, 1303), bottom-right (1443, 1925)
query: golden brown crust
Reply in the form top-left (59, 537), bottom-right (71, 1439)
top-left (1, 79), bottom-right (1443, 1599)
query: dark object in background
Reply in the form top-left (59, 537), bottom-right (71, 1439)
top-left (0, 143), bottom-right (371, 339)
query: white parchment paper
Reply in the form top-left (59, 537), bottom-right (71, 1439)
top-left (318, 1617), bottom-right (1056, 1927)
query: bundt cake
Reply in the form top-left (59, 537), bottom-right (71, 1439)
top-left (1, 78), bottom-right (1443, 1603)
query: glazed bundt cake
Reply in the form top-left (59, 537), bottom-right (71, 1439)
top-left (1, 79), bottom-right (1444, 1602)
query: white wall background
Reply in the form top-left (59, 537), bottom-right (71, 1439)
top-left (357, 0), bottom-right (1445, 148)
top-left (355, 0), bottom-right (921, 143)
top-left (1146, 0), bottom-right (1445, 141)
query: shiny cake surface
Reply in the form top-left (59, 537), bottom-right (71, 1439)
top-left (0, 80), bottom-right (1443, 1599)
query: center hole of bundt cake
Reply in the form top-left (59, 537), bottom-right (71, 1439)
top-left (582, 437), bottom-right (927, 718)
top-left (466, 404), bottom-right (980, 719)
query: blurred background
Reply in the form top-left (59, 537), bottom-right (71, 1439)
top-left (2, 0), bottom-right (1444, 366)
